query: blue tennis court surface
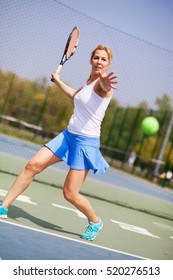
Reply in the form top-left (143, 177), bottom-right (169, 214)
top-left (0, 220), bottom-right (142, 260)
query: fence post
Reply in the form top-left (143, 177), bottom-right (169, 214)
top-left (153, 111), bottom-right (173, 176)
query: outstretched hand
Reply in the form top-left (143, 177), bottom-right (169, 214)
top-left (99, 72), bottom-right (118, 91)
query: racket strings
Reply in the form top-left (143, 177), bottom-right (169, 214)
top-left (66, 29), bottom-right (79, 58)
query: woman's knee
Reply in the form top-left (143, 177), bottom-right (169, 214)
top-left (63, 187), bottom-right (77, 203)
top-left (25, 159), bottom-right (43, 175)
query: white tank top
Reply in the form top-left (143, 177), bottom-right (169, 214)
top-left (67, 81), bottom-right (112, 137)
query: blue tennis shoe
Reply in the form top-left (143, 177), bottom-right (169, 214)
top-left (81, 218), bottom-right (103, 241)
top-left (0, 203), bottom-right (8, 218)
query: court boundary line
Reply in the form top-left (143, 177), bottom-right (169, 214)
top-left (0, 219), bottom-right (147, 260)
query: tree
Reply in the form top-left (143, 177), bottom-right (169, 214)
top-left (155, 93), bottom-right (172, 111)
top-left (136, 101), bottom-right (149, 111)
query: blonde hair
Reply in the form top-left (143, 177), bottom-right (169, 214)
top-left (90, 45), bottom-right (113, 65)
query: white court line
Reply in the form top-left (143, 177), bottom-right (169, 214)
top-left (0, 219), bottom-right (147, 260)
top-left (0, 189), bottom-right (37, 205)
top-left (52, 203), bottom-right (86, 219)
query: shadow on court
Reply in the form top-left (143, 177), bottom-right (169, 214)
top-left (8, 205), bottom-right (81, 238)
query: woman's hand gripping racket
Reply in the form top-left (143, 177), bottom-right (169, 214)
top-left (51, 27), bottom-right (80, 82)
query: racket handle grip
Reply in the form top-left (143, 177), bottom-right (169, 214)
top-left (56, 65), bottom-right (62, 75)
top-left (51, 65), bottom-right (62, 82)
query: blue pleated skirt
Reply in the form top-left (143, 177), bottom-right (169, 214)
top-left (44, 129), bottom-right (109, 174)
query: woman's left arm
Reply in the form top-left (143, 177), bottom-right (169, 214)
top-left (94, 72), bottom-right (118, 98)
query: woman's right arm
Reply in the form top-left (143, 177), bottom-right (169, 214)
top-left (51, 73), bottom-right (77, 99)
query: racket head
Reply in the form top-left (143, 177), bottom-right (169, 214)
top-left (60, 26), bottom-right (80, 65)
top-left (66, 26), bottom-right (79, 59)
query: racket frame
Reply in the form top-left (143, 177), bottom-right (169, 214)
top-left (56, 26), bottom-right (80, 74)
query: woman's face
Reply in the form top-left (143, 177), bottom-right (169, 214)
top-left (90, 49), bottom-right (110, 75)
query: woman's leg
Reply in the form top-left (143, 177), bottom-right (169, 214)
top-left (2, 147), bottom-right (62, 209)
top-left (63, 168), bottom-right (98, 223)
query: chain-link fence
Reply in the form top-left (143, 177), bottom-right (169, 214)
top-left (0, 0), bottom-right (173, 220)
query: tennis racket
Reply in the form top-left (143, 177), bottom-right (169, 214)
top-left (51, 27), bottom-right (80, 81)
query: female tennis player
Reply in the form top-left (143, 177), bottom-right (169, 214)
top-left (0, 45), bottom-right (118, 240)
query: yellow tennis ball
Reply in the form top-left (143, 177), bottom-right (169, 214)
top-left (141, 117), bottom-right (159, 136)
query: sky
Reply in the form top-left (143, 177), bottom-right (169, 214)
top-left (59, 0), bottom-right (173, 52)
top-left (0, 0), bottom-right (173, 108)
